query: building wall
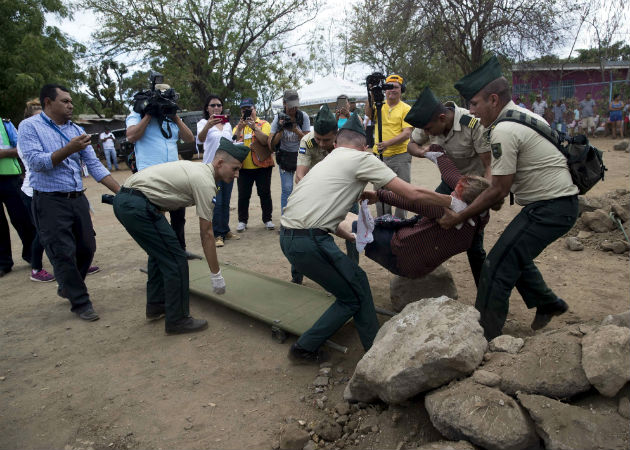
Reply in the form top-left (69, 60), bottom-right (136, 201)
top-left (511, 68), bottom-right (629, 108)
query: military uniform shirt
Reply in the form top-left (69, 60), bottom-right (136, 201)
top-left (124, 160), bottom-right (217, 221)
top-left (297, 131), bottom-right (330, 168)
top-left (490, 101), bottom-right (578, 206)
top-left (429, 102), bottom-right (490, 177)
top-left (281, 148), bottom-right (396, 232)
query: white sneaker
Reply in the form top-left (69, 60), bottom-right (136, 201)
top-left (237, 222), bottom-right (247, 232)
top-left (265, 221), bottom-right (275, 230)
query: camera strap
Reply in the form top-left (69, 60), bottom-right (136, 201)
top-left (158, 117), bottom-right (173, 139)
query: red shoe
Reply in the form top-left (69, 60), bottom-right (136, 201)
top-left (30, 269), bottom-right (55, 282)
top-left (87, 266), bottom-right (100, 275)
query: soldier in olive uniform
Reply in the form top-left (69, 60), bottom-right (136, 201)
top-left (280, 113), bottom-right (453, 363)
top-left (439, 56), bottom-right (578, 340)
top-left (405, 87), bottom-right (491, 285)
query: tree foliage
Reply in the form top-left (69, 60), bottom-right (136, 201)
top-left (0, 0), bottom-right (82, 123)
top-left (347, 0), bottom-right (577, 98)
top-left (84, 0), bottom-right (320, 116)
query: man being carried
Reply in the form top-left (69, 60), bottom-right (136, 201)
top-left (406, 87), bottom-right (491, 285)
top-left (439, 56), bottom-right (579, 340)
top-left (338, 150), bottom-right (502, 278)
top-left (280, 114), bottom-right (455, 363)
top-left (113, 138), bottom-right (247, 334)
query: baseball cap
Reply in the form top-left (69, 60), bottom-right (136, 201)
top-left (283, 89), bottom-right (299, 108)
top-left (386, 74), bottom-right (404, 85)
top-left (240, 98), bottom-right (254, 108)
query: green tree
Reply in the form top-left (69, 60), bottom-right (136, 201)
top-left (346, 0), bottom-right (577, 98)
top-left (82, 59), bottom-right (133, 117)
top-left (85, 0), bottom-right (320, 112)
top-left (0, 0), bottom-right (82, 124)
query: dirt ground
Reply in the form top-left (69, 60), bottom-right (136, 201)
top-left (1, 138), bottom-right (628, 450)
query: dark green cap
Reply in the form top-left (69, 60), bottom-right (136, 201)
top-left (314, 104), bottom-right (337, 134)
top-left (340, 112), bottom-right (365, 136)
top-left (454, 55), bottom-right (503, 101)
top-left (218, 137), bottom-right (248, 163)
top-left (404, 87), bottom-right (440, 128)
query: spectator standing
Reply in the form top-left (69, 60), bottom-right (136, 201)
top-left (624, 96), bottom-right (630, 135)
top-left (0, 116), bottom-right (36, 278)
top-left (126, 81), bottom-right (195, 256)
top-left (365, 74), bottom-right (413, 218)
top-left (233, 97), bottom-right (274, 232)
top-left (335, 94), bottom-right (351, 128)
top-left (99, 127), bottom-right (119, 171)
top-left (196, 94), bottom-right (238, 247)
top-left (515, 97), bottom-right (526, 108)
top-left (16, 99), bottom-right (54, 282)
top-left (532, 94), bottom-right (547, 117)
top-left (270, 90), bottom-right (310, 215)
top-left (18, 84), bottom-right (121, 321)
top-left (551, 98), bottom-right (567, 133)
top-left (609, 94), bottom-right (624, 139)
top-left (579, 92), bottom-right (596, 136)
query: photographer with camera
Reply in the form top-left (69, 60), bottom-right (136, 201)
top-left (269, 89), bottom-right (311, 215)
top-left (126, 73), bottom-right (195, 256)
top-left (232, 97), bottom-right (275, 232)
top-left (365, 73), bottom-right (413, 219)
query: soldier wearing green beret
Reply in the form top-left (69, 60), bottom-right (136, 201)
top-left (113, 138), bottom-right (247, 335)
top-left (438, 56), bottom-right (579, 340)
top-left (405, 86), bottom-right (491, 286)
top-left (290, 104), bottom-right (359, 285)
top-left (280, 113), bottom-right (453, 363)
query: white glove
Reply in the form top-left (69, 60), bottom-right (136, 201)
top-left (424, 152), bottom-right (443, 165)
top-left (450, 196), bottom-right (468, 213)
top-left (210, 270), bottom-right (226, 295)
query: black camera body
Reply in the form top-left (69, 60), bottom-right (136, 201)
top-left (366, 72), bottom-right (395, 103)
top-left (277, 111), bottom-right (294, 130)
top-left (242, 108), bottom-right (252, 121)
top-left (132, 71), bottom-right (180, 120)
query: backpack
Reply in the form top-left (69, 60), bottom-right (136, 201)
top-left (494, 109), bottom-right (606, 195)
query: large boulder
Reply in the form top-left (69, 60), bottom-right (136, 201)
top-left (517, 393), bottom-right (630, 450)
top-left (425, 379), bottom-right (539, 450)
top-left (279, 423), bottom-right (310, 450)
top-left (581, 209), bottom-right (616, 233)
top-left (390, 266), bottom-right (458, 312)
top-left (344, 297), bottom-right (486, 404)
top-left (480, 328), bottom-right (590, 398)
top-left (613, 139), bottom-right (629, 151)
top-left (610, 201), bottom-right (630, 223)
top-left (578, 196), bottom-right (604, 215)
top-left (581, 325), bottom-right (630, 397)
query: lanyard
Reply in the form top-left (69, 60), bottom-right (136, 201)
top-left (42, 115), bottom-right (75, 143)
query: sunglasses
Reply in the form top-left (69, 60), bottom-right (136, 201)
top-left (209, 103), bottom-right (222, 108)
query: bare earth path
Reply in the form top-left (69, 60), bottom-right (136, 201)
top-left (1, 138), bottom-right (628, 449)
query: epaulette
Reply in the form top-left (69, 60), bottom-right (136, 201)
top-left (305, 138), bottom-right (316, 149)
top-left (459, 114), bottom-right (480, 129)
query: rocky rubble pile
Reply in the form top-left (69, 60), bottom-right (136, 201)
top-left (276, 300), bottom-right (629, 450)
top-left (566, 189), bottom-right (630, 255)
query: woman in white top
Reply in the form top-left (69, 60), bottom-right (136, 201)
top-left (196, 95), bottom-right (238, 247)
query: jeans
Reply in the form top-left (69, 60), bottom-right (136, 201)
top-left (278, 166), bottom-right (294, 215)
top-left (375, 152), bottom-right (411, 218)
top-left (104, 147), bottom-right (119, 170)
top-left (213, 180), bottom-right (233, 238)
top-left (237, 167), bottom-right (273, 224)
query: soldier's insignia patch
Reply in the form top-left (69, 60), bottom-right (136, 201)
top-left (491, 143), bottom-right (502, 158)
top-left (306, 138), bottom-right (315, 149)
top-left (299, 147), bottom-right (306, 154)
top-left (467, 117), bottom-right (478, 128)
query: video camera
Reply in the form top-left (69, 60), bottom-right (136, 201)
top-left (277, 111), bottom-right (294, 130)
top-left (132, 71), bottom-right (180, 121)
top-left (366, 72), bottom-right (395, 104)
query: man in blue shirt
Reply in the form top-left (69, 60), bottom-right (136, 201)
top-left (18, 84), bottom-right (121, 321)
top-left (125, 83), bottom-right (195, 254)
top-left (0, 118), bottom-right (36, 277)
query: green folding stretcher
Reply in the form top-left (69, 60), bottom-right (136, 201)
top-left (142, 258), bottom-right (394, 352)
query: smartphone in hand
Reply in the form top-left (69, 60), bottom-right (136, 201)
top-left (214, 115), bottom-right (230, 124)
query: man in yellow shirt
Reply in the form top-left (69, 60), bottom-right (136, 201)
top-left (232, 98), bottom-right (274, 232)
top-left (365, 74), bottom-right (413, 218)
